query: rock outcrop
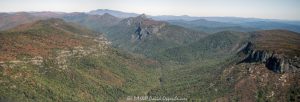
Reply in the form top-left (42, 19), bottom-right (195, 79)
top-left (135, 25), bottom-right (150, 40)
top-left (123, 14), bottom-right (166, 40)
top-left (240, 42), bottom-right (299, 73)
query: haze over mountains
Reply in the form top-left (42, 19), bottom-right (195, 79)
top-left (2, 9), bottom-right (300, 33)
top-left (0, 9), bottom-right (299, 101)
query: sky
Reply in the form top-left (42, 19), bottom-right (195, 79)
top-left (1, 0), bottom-right (300, 20)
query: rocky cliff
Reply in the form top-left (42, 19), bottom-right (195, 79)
top-left (219, 30), bottom-right (300, 102)
top-left (130, 14), bottom-right (166, 40)
top-left (240, 30), bottom-right (300, 73)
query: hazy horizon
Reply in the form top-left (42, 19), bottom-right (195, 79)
top-left (1, 0), bottom-right (300, 21)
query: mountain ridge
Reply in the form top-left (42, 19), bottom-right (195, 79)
top-left (104, 14), bottom-right (208, 57)
top-left (89, 9), bottom-right (139, 18)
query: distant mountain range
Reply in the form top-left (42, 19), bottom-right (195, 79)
top-left (1, 9), bottom-right (300, 33)
top-left (90, 9), bottom-right (300, 33)
top-left (89, 9), bottom-right (139, 18)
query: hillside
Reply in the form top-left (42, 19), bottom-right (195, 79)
top-left (167, 19), bottom-right (258, 33)
top-left (249, 30), bottom-right (300, 56)
top-left (0, 12), bottom-right (46, 30)
top-left (62, 13), bottom-right (122, 33)
top-left (0, 19), bottom-right (160, 102)
top-left (0, 18), bottom-right (96, 61)
top-left (145, 30), bottom-right (300, 101)
top-left (161, 31), bottom-right (248, 62)
top-left (147, 31), bottom-right (249, 101)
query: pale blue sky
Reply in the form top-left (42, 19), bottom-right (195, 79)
top-left (1, 0), bottom-right (299, 20)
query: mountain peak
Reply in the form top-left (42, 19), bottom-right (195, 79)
top-left (131, 14), bottom-right (151, 22)
top-left (122, 13), bottom-right (165, 27)
top-left (101, 13), bottom-right (116, 18)
top-left (137, 14), bottom-right (147, 18)
top-left (102, 13), bottom-right (111, 16)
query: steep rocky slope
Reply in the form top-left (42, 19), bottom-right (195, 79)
top-left (240, 30), bottom-right (300, 73)
top-left (217, 30), bottom-right (300, 102)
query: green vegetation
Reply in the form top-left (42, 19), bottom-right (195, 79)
top-left (146, 31), bottom-right (247, 101)
top-left (0, 19), bottom-right (254, 101)
top-left (0, 48), bottom-right (160, 102)
top-left (161, 31), bottom-right (246, 62)
top-left (288, 86), bottom-right (300, 102)
top-left (0, 19), bottom-right (160, 101)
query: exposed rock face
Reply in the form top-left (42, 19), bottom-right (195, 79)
top-left (123, 14), bottom-right (166, 40)
top-left (241, 42), bottom-right (299, 73)
top-left (133, 20), bottom-right (165, 40)
top-left (135, 26), bottom-right (150, 40)
top-left (265, 56), bottom-right (284, 73)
